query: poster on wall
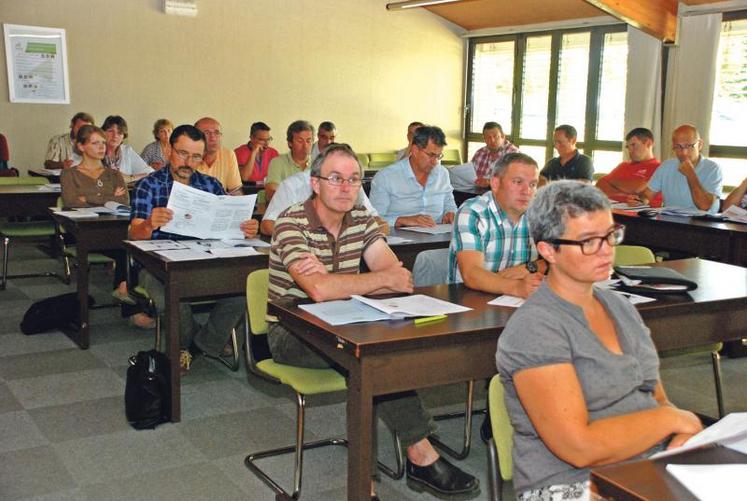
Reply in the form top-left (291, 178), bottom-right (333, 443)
top-left (3, 23), bottom-right (70, 104)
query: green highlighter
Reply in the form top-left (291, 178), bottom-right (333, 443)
top-left (414, 314), bottom-right (447, 325)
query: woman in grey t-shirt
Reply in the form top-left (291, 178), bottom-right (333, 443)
top-left (496, 181), bottom-right (702, 500)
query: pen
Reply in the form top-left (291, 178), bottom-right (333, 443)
top-left (414, 314), bottom-right (447, 325)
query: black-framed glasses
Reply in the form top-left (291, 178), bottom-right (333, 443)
top-left (314, 174), bottom-right (363, 187)
top-left (174, 149), bottom-right (204, 163)
top-left (673, 143), bottom-right (697, 151)
top-left (548, 224), bottom-right (625, 255)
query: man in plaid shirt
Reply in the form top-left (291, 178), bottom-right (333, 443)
top-left (448, 152), bottom-right (545, 297)
top-left (470, 121), bottom-right (519, 187)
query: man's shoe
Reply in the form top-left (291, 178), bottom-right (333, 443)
top-left (480, 414), bottom-right (493, 444)
top-left (406, 457), bottom-right (479, 496)
top-left (179, 349), bottom-right (193, 375)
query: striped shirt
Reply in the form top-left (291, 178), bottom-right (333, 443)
top-left (269, 199), bottom-right (384, 303)
top-left (448, 191), bottom-right (536, 283)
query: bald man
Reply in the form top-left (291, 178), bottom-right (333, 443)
top-left (628, 124), bottom-right (722, 213)
top-left (194, 117), bottom-right (243, 194)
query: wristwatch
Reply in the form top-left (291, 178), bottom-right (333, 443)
top-left (525, 260), bottom-right (539, 274)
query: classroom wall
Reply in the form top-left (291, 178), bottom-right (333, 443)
top-left (0, 0), bottom-right (466, 173)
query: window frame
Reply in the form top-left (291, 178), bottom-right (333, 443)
top-left (464, 24), bottom-right (627, 169)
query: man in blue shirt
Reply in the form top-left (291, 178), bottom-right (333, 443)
top-left (369, 125), bottom-right (457, 228)
top-left (129, 124), bottom-right (259, 374)
top-left (629, 124), bottom-right (722, 213)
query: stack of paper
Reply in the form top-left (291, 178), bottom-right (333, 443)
top-left (399, 223), bottom-right (453, 235)
top-left (722, 205), bottom-right (747, 223)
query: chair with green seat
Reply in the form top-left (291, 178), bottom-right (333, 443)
top-left (441, 148), bottom-right (462, 166)
top-left (243, 269), bottom-right (404, 499)
top-left (367, 152), bottom-right (397, 170)
top-left (0, 176), bottom-right (64, 289)
top-left (614, 245), bottom-right (725, 417)
top-left (356, 153), bottom-right (370, 170)
top-left (486, 375), bottom-right (513, 501)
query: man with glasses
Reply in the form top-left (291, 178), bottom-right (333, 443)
top-left (194, 117), bottom-right (243, 195)
top-left (596, 127), bottom-right (662, 206)
top-left (539, 124), bottom-right (594, 186)
top-left (129, 124), bottom-right (259, 374)
top-left (310, 121), bottom-right (336, 161)
top-left (370, 125), bottom-right (457, 228)
top-left (235, 121), bottom-right (278, 183)
top-left (265, 120), bottom-right (314, 201)
top-left (268, 143), bottom-right (479, 499)
top-left (628, 124), bottom-right (722, 213)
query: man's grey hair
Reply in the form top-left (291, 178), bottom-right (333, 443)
top-left (527, 181), bottom-right (610, 244)
top-left (492, 152), bottom-right (538, 178)
top-left (412, 125), bottom-right (447, 149)
top-left (310, 143), bottom-right (362, 177)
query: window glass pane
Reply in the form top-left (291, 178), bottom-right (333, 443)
top-left (596, 32), bottom-right (628, 141)
top-left (467, 141), bottom-right (484, 162)
top-left (708, 157), bottom-right (747, 187)
top-left (556, 32), bottom-right (590, 142)
top-left (591, 149), bottom-right (623, 175)
top-left (518, 144), bottom-right (548, 167)
top-left (710, 19), bottom-right (747, 147)
top-left (520, 36), bottom-right (552, 140)
top-left (470, 41), bottom-right (515, 134)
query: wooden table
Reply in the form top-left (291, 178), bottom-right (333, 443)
top-left (0, 185), bottom-right (60, 217)
top-left (28, 168), bottom-right (61, 183)
top-left (51, 212), bottom-right (130, 349)
top-left (268, 259), bottom-right (747, 501)
top-left (591, 445), bottom-right (747, 500)
top-left (613, 209), bottom-right (747, 267)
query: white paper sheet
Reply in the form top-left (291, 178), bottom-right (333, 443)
top-left (209, 247), bottom-right (261, 258)
top-left (399, 223), bottom-right (453, 235)
top-left (488, 295), bottom-right (525, 308)
top-left (38, 184), bottom-right (61, 192)
top-left (385, 236), bottom-right (413, 245)
top-left (666, 464), bottom-right (747, 501)
top-left (722, 205), bottom-right (747, 223)
top-left (125, 240), bottom-right (187, 251)
top-left (652, 413), bottom-right (747, 459)
top-left (299, 300), bottom-right (392, 326)
top-left (53, 210), bottom-right (98, 219)
top-left (153, 249), bottom-right (216, 261)
top-left (351, 294), bottom-right (471, 317)
top-left (160, 182), bottom-right (256, 239)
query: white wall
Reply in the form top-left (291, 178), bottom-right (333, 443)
top-left (0, 0), bottom-right (465, 173)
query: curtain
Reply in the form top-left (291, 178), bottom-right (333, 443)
top-left (662, 13), bottom-right (722, 156)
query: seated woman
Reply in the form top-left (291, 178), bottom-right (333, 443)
top-left (723, 176), bottom-right (747, 211)
top-left (61, 124), bottom-right (133, 305)
top-left (497, 181), bottom-right (702, 500)
top-left (101, 115), bottom-right (153, 183)
top-left (140, 118), bottom-right (173, 170)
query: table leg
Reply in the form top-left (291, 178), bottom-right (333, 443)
top-left (74, 245), bottom-right (90, 349)
top-left (165, 279), bottom-right (182, 422)
top-left (347, 359), bottom-right (374, 501)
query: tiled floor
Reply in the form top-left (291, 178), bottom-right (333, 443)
top-left (1, 242), bottom-right (745, 500)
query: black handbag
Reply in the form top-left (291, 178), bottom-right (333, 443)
top-left (614, 266), bottom-right (698, 294)
top-left (125, 350), bottom-right (171, 429)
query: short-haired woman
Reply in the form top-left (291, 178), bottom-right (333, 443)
top-left (140, 118), bottom-right (173, 170)
top-left (101, 115), bottom-right (153, 183)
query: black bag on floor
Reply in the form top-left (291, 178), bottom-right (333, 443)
top-left (125, 350), bottom-right (171, 430)
top-left (20, 293), bottom-right (95, 335)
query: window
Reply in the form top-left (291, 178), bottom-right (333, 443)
top-left (709, 14), bottom-right (747, 187)
top-left (465, 25), bottom-right (628, 173)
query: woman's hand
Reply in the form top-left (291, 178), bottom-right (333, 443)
top-left (666, 433), bottom-right (695, 450)
top-left (114, 186), bottom-right (126, 197)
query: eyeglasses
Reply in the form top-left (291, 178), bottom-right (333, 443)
top-left (202, 130), bottom-right (222, 137)
top-left (673, 143), bottom-right (697, 151)
top-left (314, 174), bottom-right (363, 187)
top-left (422, 150), bottom-right (444, 160)
top-left (548, 224), bottom-right (625, 255)
top-left (174, 149), bottom-right (204, 163)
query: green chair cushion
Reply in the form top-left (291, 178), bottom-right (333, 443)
top-left (660, 342), bottom-right (722, 359)
top-left (614, 245), bottom-right (656, 266)
top-left (488, 375), bottom-right (514, 481)
top-left (0, 176), bottom-right (48, 186)
top-left (257, 359), bottom-right (346, 395)
top-left (63, 247), bottom-right (114, 264)
top-left (0, 221), bottom-right (56, 237)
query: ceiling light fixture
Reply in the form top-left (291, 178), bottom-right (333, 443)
top-left (386, 0), bottom-right (462, 11)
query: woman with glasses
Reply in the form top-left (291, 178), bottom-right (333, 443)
top-left (61, 124), bottom-right (133, 304)
top-left (101, 115), bottom-right (153, 183)
top-left (497, 181), bottom-right (702, 501)
top-left (140, 119), bottom-right (173, 170)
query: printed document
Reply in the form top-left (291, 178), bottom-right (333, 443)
top-left (665, 464), bottom-right (747, 501)
top-left (652, 412), bottom-right (747, 459)
top-left (399, 223), bottom-right (453, 235)
top-left (160, 182), bottom-right (256, 239)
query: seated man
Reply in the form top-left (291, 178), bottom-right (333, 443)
top-left (596, 127), bottom-right (662, 206)
top-left (449, 152), bottom-right (545, 297)
top-left (629, 124), bottom-right (722, 213)
top-left (310, 121), bottom-right (336, 161)
top-left (44, 112), bottom-right (94, 170)
top-left (539, 124), bottom-right (594, 186)
top-left (268, 143), bottom-right (479, 499)
top-left (265, 120), bottom-right (314, 201)
top-left (395, 121), bottom-right (424, 161)
top-left (129, 125), bottom-right (259, 373)
top-left (370, 125), bottom-right (457, 228)
top-left (194, 117), bottom-right (243, 194)
top-left (259, 162), bottom-right (387, 236)
top-left (724, 176), bottom-right (747, 211)
top-left (471, 121), bottom-right (519, 188)
top-left (235, 121), bottom-right (279, 183)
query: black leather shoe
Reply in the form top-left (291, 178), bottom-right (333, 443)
top-left (371, 496), bottom-right (380, 501)
top-left (480, 414), bottom-right (493, 444)
top-left (406, 457), bottom-right (479, 495)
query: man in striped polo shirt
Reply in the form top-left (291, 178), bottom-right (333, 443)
top-left (267, 144), bottom-right (479, 499)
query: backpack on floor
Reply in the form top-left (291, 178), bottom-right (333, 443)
top-left (125, 350), bottom-right (172, 430)
top-left (20, 293), bottom-right (95, 335)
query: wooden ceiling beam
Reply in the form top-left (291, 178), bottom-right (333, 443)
top-left (584, 0), bottom-right (678, 42)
